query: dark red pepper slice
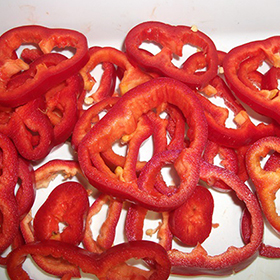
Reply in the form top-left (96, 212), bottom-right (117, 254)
top-left (33, 181), bottom-right (89, 245)
top-left (0, 25), bottom-right (89, 107)
top-left (78, 77), bottom-right (208, 211)
top-left (124, 21), bottom-right (218, 88)
top-left (6, 239), bottom-right (171, 280)
top-left (169, 185), bottom-right (214, 246)
top-left (223, 36), bottom-right (280, 124)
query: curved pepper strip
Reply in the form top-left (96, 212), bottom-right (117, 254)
top-left (223, 36), bottom-right (280, 124)
top-left (79, 46), bottom-right (117, 104)
top-left (184, 51), bottom-right (279, 148)
top-left (16, 158), bottom-right (35, 221)
top-left (83, 193), bottom-right (123, 254)
top-left (8, 97), bottom-right (54, 161)
top-left (79, 46), bottom-right (152, 99)
top-left (20, 160), bottom-right (85, 276)
top-left (78, 77), bottom-right (208, 211)
top-left (0, 133), bottom-right (19, 264)
top-left (72, 96), bottom-right (119, 150)
top-left (166, 159), bottom-right (263, 276)
top-left (7, 52), bottom-right (84, 147)
top-left (33, 182), bottom-right (89, 245)
top-left (241, 207), bottom-right (280, 258)
top-left (246, 136), bottom-right (280, 234)
top-left (45, 72), bottom-right (84, 146)
top-left (124, 21), bottom-right (218, 88)
top-left (0, 157), bottom-right (35, 266)
top-left (6, 239), bottom-right (171, 280)
top-left (34, 159), bottom-right (82, 189)
top-left (203, 140), bottom-right (238, 191)
top-left (0, 25), bottom-right (89, 107)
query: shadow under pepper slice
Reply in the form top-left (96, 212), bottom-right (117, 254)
top-left (0, 25), bottom-right (89, 107)
top-left (78, 77), bottom-right (208, 212)
top-left (124, 21), bottom-right (218, 88)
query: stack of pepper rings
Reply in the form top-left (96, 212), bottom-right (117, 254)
top-left (0, 21), bottom-right (279, 279)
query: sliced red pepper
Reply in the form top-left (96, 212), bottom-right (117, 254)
top-left (0, 132), bottom-right (19, 189)
top-left (44, 72), bottom-right (84, 146)
top-left (83, 193), bottom-right (123, 253)
top-left (6, 239), bottom-right (171, 280)
top-left (168, 185), bottom-right (214, 246)
top-left (8, 97), bottom-right (54, 161)
top-left (184, 51), bottom-right (279, 148)
top-left (223, 37), bottom-right (280, 124)
top-left (241, 207), bottom-right (280, 258)
top-left (78, 46), bottom-right (117, 104)
top-left (16, 157), bottom-right (35, 221)
top-left (72, 96), bottom-right (119, 150)
top-left (124, 21), bottom-right (218, 88)
top-left (167, 160), bottom-right (263, 275)
top-left (246, 136), bottom-right (280, 233)
top-left (34, 159), bottom-right (82, 189)
top-left (0, 25), bottom-right (89, 107)
top-left (33, 181), bottom-right (89, 245)
top-left (20, 160), bottom-right (85, 277)
top-left (79, 46), bottom-right (151, 98)
top-left (0, 133), bottom-right (19, 263)
top-left (203, 140), bottom-right (238, 191)
top-left (78, 77), bottom-right (208, 211)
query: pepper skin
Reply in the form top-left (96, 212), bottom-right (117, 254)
top-left (0, 133), bottom-right (19, 263)
top-left (6, 240), bottom-right (171, 280)
top-left (125, 21), bottom-right (218, 88)
top-left (246, 136), bottom-right (280, 234)
top-left (0, 25), bottom-right (89, 107)
top-left (78, 77), bottom-right (208, 211)
top-left (223, 37), bottom-right (280, 125)
top-left (169, 185), bottom-right (214, 246)
top-left (168, 159), bottom-right (263, 276)
top-left (33, 182), bottom-right (89, 245)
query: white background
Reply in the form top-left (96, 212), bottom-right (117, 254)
top-left (0, 0), bottom-right (279, 279)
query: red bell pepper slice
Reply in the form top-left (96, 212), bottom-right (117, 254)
top-left (124, 21), bottom-right (218, 88)
top-left (78, 77), bottom-right (208, 211)
top-left (79, 46), bottom-right (151, 98)
top-left (20, 160), bottom-right (85, 277)
top-left (203, 140), bottom-right (238, 191)
top-left (6, 239), bottom-right (171, 280)
top-left (241, 207), bottom-right (280, 258)
top-left (16, 158), bottom-right (35, 221)
top-left (0, 25), bottom-right (89, 107)
top-left (168, 160), bottom-right (263, 276)
top-left (33, 181), bottom-right (89, 245)
top-left (223, 36), bottom-right (280, 124)
top-left (83, 194), bottom-right (123, 253)
top-left (0, 133), bottom-right (19, 263)
top-left (44, 72), bottom-right (84, 146)
top-left (78, 46), bottom-right (117, 104)
top-left (246, 136), bottom-right (280, 234)
top-left (184, 51), bottom-right (280, 148)
top-left (168, 185), bottom-right (214, 246)
top-left (72, 96), bottom-right (119, 150)
top-left (8, 97), bottom-right (54, 160)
